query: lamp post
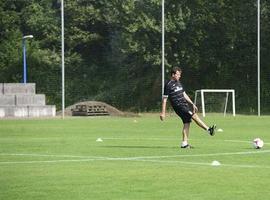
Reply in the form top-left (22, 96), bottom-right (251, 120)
top-left (22, 35), bottom-right (33, 83)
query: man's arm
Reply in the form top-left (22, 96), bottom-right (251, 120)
top-left (160, 97), bottom-right (168, 121)
top-left (183, 92), bottom-right (198, 113)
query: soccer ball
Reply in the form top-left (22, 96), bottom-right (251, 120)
top-left (253, 138), bottom-right (264, 149)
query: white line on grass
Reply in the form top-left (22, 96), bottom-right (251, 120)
top-left (120, 149), bottom-right (270, 160)
top-left (0, 159), bottom-right (102, 164)
top-left (1, 150), bottom-right (270, 161)
top-left (225, 139), bottom-right (270, 145)
top-left (98, 137), bottom-right (270, 145)
top-left (0, 153), bottom-right (108, 159)
top-left (102, 137), bottom-right (177, 141)
top-left (132, 159), bottom-right (270, 169)
top-left (1, 150), bottom-right (270, 166)
top-left (224, 140), bottom-right (251, 143)
top-left (1, 156), bottom-right (270, 169)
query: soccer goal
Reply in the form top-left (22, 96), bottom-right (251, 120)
top-left (194, 89), bottom-right (236, 117)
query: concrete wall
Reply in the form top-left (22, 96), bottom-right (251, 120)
top-left (0, 106), bottom-right (28, 117)
top-left (0, 83), bottom-right (3, 94)
top-left (0, 106), bottom-right (56, 118)
top-left (0, 83), bottom-right (55, 118)
top-left (16, 94), bottom-right (45, 106)
top-left (28, 106), bottom-right (56, 117)
top-left (0, 94), bottom-right (45, 106)
top-left (3, 83), bottom-right (35, 94)
top-left (0, 95), bottom-right (15, 106)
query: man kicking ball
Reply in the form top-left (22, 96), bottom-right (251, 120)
top-left (160, 67), bottom-right (216, 148)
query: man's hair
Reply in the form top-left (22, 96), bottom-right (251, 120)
top-left (170, 67), bottom-right (182, 76)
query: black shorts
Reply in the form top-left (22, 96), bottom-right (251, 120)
top-left (173, 105), bottom-right (194, 124)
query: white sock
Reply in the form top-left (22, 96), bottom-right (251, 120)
top-left (181, 141), bottom-right (188, 147)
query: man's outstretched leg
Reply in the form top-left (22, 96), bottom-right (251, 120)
top-left (192, 113), bottom-right (216, 136)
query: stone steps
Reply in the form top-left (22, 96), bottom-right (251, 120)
top-left (0, 94), bottom-right (45, 106)
top-left (0, 83), bottom-right (56, 118)
top-left (1, 83), bottom-right (36, 94)
top-left (0, 105), bottom-right (56, 118)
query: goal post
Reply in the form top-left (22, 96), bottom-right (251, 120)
top-left (194, 89), bottom-right (236, 117)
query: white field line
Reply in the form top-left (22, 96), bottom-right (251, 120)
top-left (0, 159), bottom-right (101, 164)
top-left (99, 137), bottom-right (270, 145)
top-left (225, 139), bottom-right (270, 145)
top-left (1, 150), bottom-right (270, 160)
top-left (1, 150), bottom-right (270, 164)
top-left (1, 156), bottom-right (270, 169)
top-left (101, 137), bottom-right (177, 141)
top-left (0, 153), bottom-right (108, 159)
top-left (112, 149), bottom-right (270, 160)
top-left (224, 140), bottom-right (252, 143)
top-left (133, 159), bottom-right (270, 169)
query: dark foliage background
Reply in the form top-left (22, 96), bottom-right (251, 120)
top-left (0, 0), bottom-right (269, 114)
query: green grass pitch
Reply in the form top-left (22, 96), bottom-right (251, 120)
top-left (0, 114), bottom-right (269, 200)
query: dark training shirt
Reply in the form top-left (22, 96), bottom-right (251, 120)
top-left (163, 80), bottom-right (189, 109)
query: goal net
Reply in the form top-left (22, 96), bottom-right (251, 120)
top-left (194, 89), bottom-right (236, 117)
